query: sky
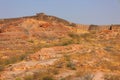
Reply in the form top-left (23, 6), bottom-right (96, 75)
top-left (0, 0), bottom-right (120, 25)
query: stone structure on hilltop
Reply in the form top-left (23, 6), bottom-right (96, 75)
top-left (0, 13), bottom-right (120, 32)
top-left (34, 13), bottom-right (75, 26)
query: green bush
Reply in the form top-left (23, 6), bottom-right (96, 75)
top-left (24, 75), bottom-right (34, 80)
top-left (33, 71), bottom-right (55, 80)
top-left (104, 46), bottom-right (113, 52)
top-left (104, 74), bottom-right (120, 80)
top-left (79, 73), bottom-right (94, 80)
top-left (60, 78), bottom-right (66, 80)
top-left (64, 55), bottom-right (71, 61)
top-left (56, 38), bottom-right (73, 46)
top-left (28, 40), bottom-right (34, 43)
top-left (43, 76), bottom-right (54, 80)
top-left (0, 65), bottom-right (4, 72)
top-left (66, 61), bottom-right (76, 70)
top-left (15, 77), bottom-right (21, 80)
top-left (2, 54), bottom-right (26, 65)
top-left (52, 69), bottom-right (59, 75)
top-left (69, 32), bottom-right (80, 39)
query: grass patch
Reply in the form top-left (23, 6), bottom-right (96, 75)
top-left (104, 74), bottom-right (120, 80)
top-left (24, 75), bottom-right (34, 80)
top-left (15, 77), bottom-right (22, 80)
top-left (0, 65), bottom-right (4, 72)
top-left (33, 71), bottom-right (55, 80)
top-left (42, 76), bottom-right (54, 80)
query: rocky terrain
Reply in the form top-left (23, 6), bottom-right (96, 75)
top-left (0, 13), bottom-right (120, 80)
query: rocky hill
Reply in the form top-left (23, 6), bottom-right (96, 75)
top-left (0, 13), bottom-right (120, 80)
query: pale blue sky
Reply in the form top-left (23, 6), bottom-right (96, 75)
top-left (0, 0), bottom-right (120, 25)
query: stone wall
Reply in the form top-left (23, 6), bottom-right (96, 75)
top-left (111, 25), bottom-right (120, 32)
top-left (88, 25), bottom-right (111, 31)
top-left (99, 25), bottom-right (111, 31)
top-left (87, 24), bottom-right (120, 32)
top-left (71, 24), bottom-right (120, 32)
top-left (76, 24), bottom-right (89, 31)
